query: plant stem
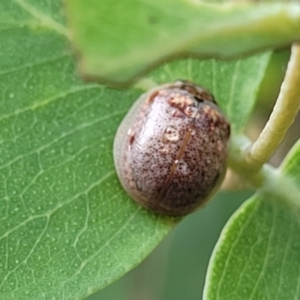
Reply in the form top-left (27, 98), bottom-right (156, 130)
top-left (228, 136), bottom-right (300, 211)
top-left (246, 42), bottom-right (300, 169)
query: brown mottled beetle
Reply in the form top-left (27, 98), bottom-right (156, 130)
top-left (114, 80), bottom-right (230, 216)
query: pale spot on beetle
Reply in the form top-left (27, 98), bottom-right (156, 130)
top-left (169, 94), bottom-right (193, 108)
top-left (217, 140), bottom-right (224, 152)
top-left (203, 105), bottom-right (212, 115)
top-left (184, 106), bottom-right (198, 118)
top-left (164, 126), bottom-right (179, 142)
top-left (177, 160), bottom-right (190, 175)
top-left (210, 109), bottom-right (222, 123)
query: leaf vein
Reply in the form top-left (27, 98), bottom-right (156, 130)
top-left (12, 0), bottom-right (68, 36)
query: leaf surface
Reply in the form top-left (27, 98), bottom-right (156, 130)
top-left (204, 140), bottom-right (300, 300)
top-left (0, 1), bottom-right (173, 299)
top-left (0, 0), bottom-right (273, 299)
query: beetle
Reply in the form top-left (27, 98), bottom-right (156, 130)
top-left (114, 80), bottom-right (230, 216)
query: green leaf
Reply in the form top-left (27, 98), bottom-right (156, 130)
top-left (204, 140), bottom-right (300, 300)
top-left (281, 140), bottom-right (300, 181)
top-left (90, 190), bottom-right (252, 300)
top-left (0, 1), bottom-right (273, 299)
top-left (64, 0), bottom-right (300, 84)
top-left (0, 2), bottom-right (173, 300)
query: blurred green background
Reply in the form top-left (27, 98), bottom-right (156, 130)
top-left (86, 49), bottom-right (296, 300)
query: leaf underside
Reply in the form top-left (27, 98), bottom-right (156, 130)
top-left (64, 0), bottom-right (300, 85)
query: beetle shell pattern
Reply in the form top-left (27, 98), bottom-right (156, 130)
top-left (114, 81), bottom-right (230, 216)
